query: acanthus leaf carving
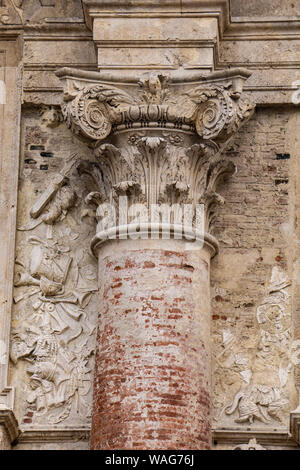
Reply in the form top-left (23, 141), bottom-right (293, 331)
top-left (136, 136), bottom-right (169, 207)
top-left (56, 69), bottom-right (254, 242)
top-left (138, 72), bottom-right (171, 105)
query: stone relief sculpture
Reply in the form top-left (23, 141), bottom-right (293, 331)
top-left (11, 154), bottom-right (98, 426)
top-left (18, 154), bottom-right (78, 238)
top-left (214, 266), bottom-right (297, 427)
top-left (39, 106), bottom-right (63, 129)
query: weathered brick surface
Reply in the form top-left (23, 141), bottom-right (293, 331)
top-left (91, 248), bottom-right (211, 450)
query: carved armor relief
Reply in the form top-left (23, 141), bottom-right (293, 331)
top-left (9, 106), bottom-right (98, 429)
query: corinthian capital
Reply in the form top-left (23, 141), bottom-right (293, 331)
top-left (56, 68), bottom-right (255, 246)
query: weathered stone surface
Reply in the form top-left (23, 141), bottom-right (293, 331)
top-left (0, 425), bottom-right (10, 450)
top-left (231, 0), bottom-right (300, 17)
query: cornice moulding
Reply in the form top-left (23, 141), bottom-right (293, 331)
top-left (82, 0), bottom-right (229, 34)
top-left (55, 66), bottom-right (251, 87)
top-left (224, 19), bottom-right (300, 39)
top-left (82, 0), bottom-right (300, 40)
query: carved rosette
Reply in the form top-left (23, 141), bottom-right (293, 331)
top-left (57, 70), bottom-right (255, 249)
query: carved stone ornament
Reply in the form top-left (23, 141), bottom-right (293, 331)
top-left (57, 69), bottom-right (254, 147)
top-left (11, 153), bottom-right (98, 428)
top-left (55, 68), bottom-right (255, 251)
top-left (215, 267), bottom-right (293, 428)
top-left (233, 438), bottom-right (266, 450)
top-left (0, 0), bottom-right (23, 25)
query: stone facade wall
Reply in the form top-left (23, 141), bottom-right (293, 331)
top-left (1, 0), bottom-right (300, 450)
top-left (211, 107), bottom-right (298, 448)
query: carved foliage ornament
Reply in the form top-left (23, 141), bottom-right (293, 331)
top-left (59, 71), bottom-right (254, 236)
top-left (61, 72), bottom-right (255, 145)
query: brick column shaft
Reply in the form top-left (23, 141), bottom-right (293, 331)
top-left (91, 238), bottom-right (214, 450)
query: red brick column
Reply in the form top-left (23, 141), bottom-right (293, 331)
top-left (90, 237), bottom-right (216, 450)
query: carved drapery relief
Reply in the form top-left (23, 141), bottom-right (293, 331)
top-left (11, 147), bottom-right (98, 427)
top-left (213, 267), bottom-right (299, 428)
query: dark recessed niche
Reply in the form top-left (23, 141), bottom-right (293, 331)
top-left (24, 159), bottom-right (36, 164)
top-left (30, 145), bottom-right (45, 151)
top-left (40, 164), bottom-right (48, 170)
top-left (276, 153), bottom-right (290, 160)
top-left (40, 152), bottom-right (54, 158)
